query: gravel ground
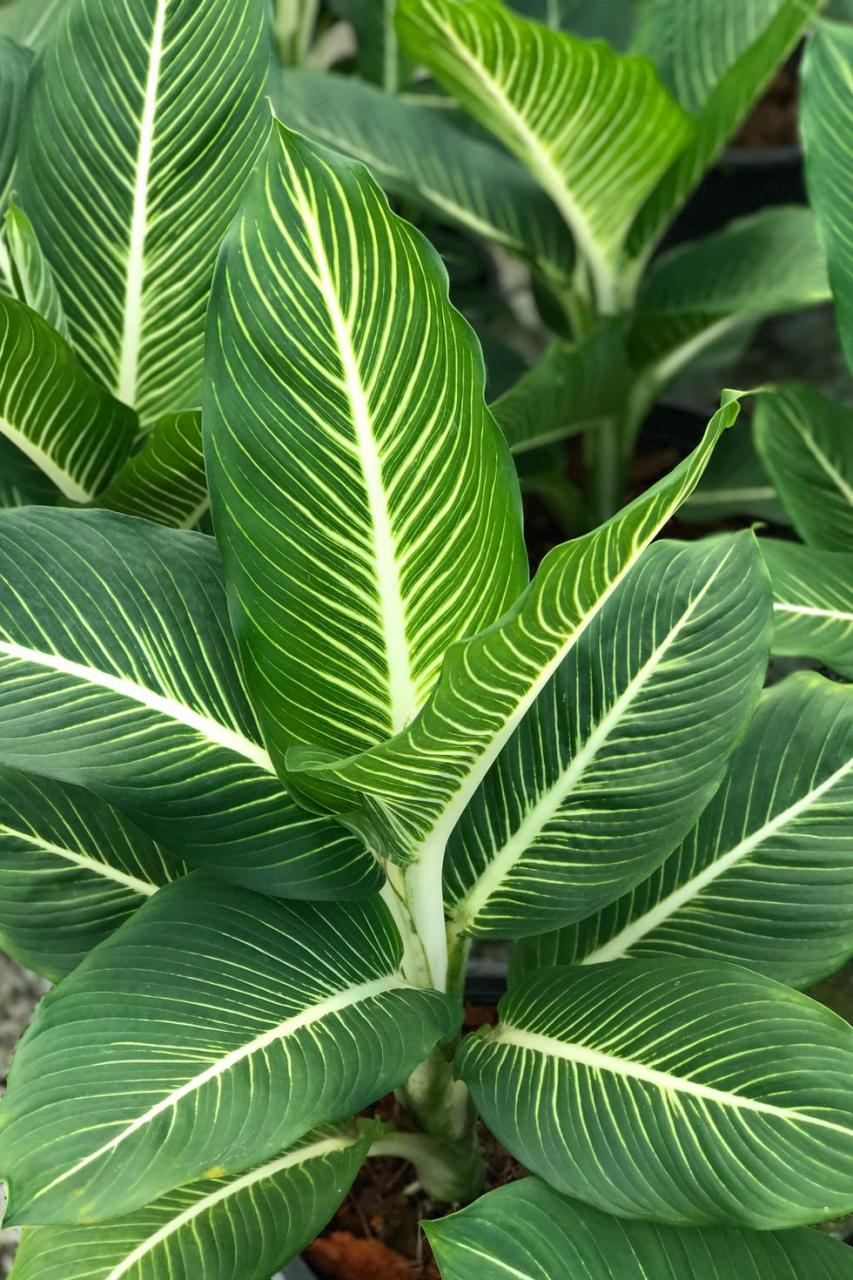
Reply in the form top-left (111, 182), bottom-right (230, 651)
top-left (0, 955), bottom-right (48, 1277)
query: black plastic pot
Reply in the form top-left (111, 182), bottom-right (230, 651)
top-left (663, 144), bottom-right (805, 249)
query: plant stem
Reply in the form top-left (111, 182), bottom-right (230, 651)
top-left (584, 415), bottom-right (622, 525)
top-left (395, 1048), bottom-right (485, 1202)
top-left (371, 1124), bottom-right (484, 1203)
top-left (273, 0), bottom-right (320, 65)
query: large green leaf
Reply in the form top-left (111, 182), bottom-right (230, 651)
top-left (762, 540), bottom-right (853, 680)
top-left (11, 1125), bottom-right (371, 1280)
top-left (275, 68), bottom-right (575, 288)
top-left (290, 401), bottom-right (740, 986)
top-left (99, 409), bottom-right (207, 528)
top-left (513, 674), bottom-right (853, 989)
top-left (0, 879), bottom-right (458, 1224)
top-left (2, 204), bottom-right (70, 338)
top-left (802, 20), bottom-right (853, 374)
top-left (0, 507), bottom-right (378, 898)
top-left (458, 959), bottom-right (853, 1228)
top-left (442, 533), bottom-right (771, 940)
top-left (428, 1177), bottom-right (853, 1279)
top-left (755, 384), bottom-right (853, 552)
top-left (491, 323), bottom-right (630, 454)
top-left (0, 36), bottom-right (31, 215)
top-left (0, 435), bottom-right (59, 508)
top-left (0, 766), bottom-right (186, 982)
top-left (629, 0), bottom-right (821, 259)
top-left (205, 122), bottom-right (527, 764)
top-left (0, 295), bottom-right (136, 502)
top-left (630, 207), bottom-right (830, 380)
top-left (15, 0), bottom-right (272, 424)
top-left (396, 0), bottom-right (692, 310)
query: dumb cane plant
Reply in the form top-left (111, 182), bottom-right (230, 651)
top-left (0, 2), bottom-right (851, 1279)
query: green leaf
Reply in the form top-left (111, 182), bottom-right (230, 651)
top-left (15, 0), bottom-right (272, 424)
top-left (396, 0), bottom-right (693, 309)
top-left (755, 384), bottom-right (853, 552)
top-left (630, 208), bottom-right (830, 380)
top-left (442, 534), bottom-right (771, 940)
top-left (509, 0), bottom-right (637, 49)
top-left (0, 295), bottom-right (136, 502)
top-left (0, 0), bottom-right (64, 48)
top-left (0, 766), bottom-right (186, 982)
top-left (681, 424), bottom-right (786, 526)
top-left (0, 436), bottom-right (59, 508)
top-left (491, 323), bottom-right (630, 454)
top-left (629, 0), bottom-right (821, 258)
top-left (205, 122), bottom-right (527, 764)
top-left (0, 878), bottom-right (459, 1224)
top-left (328, 0), bottom-right (413, 91)
top-left (290, 401), bottom-right (740, 985)
top-left (2, 204), bottom-right (70, 338)
top-left (98, 409), bottom-right (207, 529)
top-left (0, 507), bottom-right (378, 898)
top-left (762, 540), bottom-right (853, 680)
top-left (457, 959), bottom-right (853, 1228)
top-left (0, 35), bottom-right (31, 215)
top-left (11, 1125), bottom-right (371, 1280)
top-left (802, 20), bottom-right (853, 375)
top-left (427, 1177), bottom-right (853, 1279)
top-left (513, 673), bottom-right (853, 990)
top-left (275, 68), bottom-right (575, 287)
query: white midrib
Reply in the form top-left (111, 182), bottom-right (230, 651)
top-left (584, 758), bottom-right (853, 963)
top-left (775, 601), bottom-right (853, 623)
top-left (688, 486), bottom-right (776, 507)
top-left (454, 565), bottom-right (721, 929)
top-left (1, 825), bottom-right (155, 896)
top-left (104, 1133), bottom-right (358, 1279)
top-left (423, 7), bottom-right (617, 312)
top-left (116, 0), bottom-right (167, 408)
top-left (494, 1026), bottom-right (853, 1137)
top-left (0, 640), bottom-right (273, 772)
top-left (34, 975), bottom-right (401, 1203)
top-left (294, 183), bottom-right (418, 734)
top-left (798, 424), bottom-right (853, 507)
top-left (0, 415), bottom-right (91, 504)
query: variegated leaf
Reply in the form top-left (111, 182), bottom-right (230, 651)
top-left (15, 0), bottom-right (272, 424)
top-left (2, 204), bottom-right (69, 338)
top-left (0, 35), bottom-right (31, 217)
top-left (205, 122), bottom-right (527, 765)
top-left (514, 674), bottom-right (853, 990)
top-left (0, 507), bottom-right (378, 898)
top-left (99, 409), bottom-right (207, 529)
top-left (0, 880), bottom-right (459, 1224)
top-left (762, 539), bottom-right (853, 679)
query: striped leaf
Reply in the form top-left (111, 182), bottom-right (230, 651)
top-left (428, 1177), bottom-right (853, 1279)
top-left (0, 436), bottom-right (59, 508)
top-left (629, 0), bottom-right (821, 258)
top-left (442, 534), bottom-right (771, 940)
top-left (0, 879), bottom-right (459, 1224)
top-left (396, 0), bottom-right (692, 311)
top-left (205, 122), bottom-right (527, 764)
top-left (0, 507), bottom-right (378, 898)
top-left (762, 540), bottom-right (853, 680)
top-left (0, 295), bottom-right (136, 502)
top-left (0, 766), bottom-right (186, 982)
top-left (755, 384), bottom-right (853, 552)
top-left (681, 425), bottom-right (786, 526)
top-left (11, 1125), bottom-right (372, 1280)
top-left (275, 68), bottom-right (575, 288)
top-left (2, 204), bottom-right (70, 338)
top-left (15, 0), bottom-right (272, 424)
top-left (457, 959), bottom-right (853, 1228)
top-left (491, 323), bottom-right (630, 455)
top-left (630, 208), bottom-right (830, 380)
top-left (99, 410), bottom-right (207, 529)
top-left (0, 36), bottom-right (31, 215)
top-left (803, 20), bottom-right (853, 374)
top-left (513, 673), bottom-right (853, 990)
top-left (291, 401), bottom-right (739, 985)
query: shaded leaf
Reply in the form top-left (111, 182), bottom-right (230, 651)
top-left (0, 35), bottom-right (31, 216)
top-left (681, 424), bottom-right (786, 525)
top-left (762, 539), bottom-right (853, 680)
top-left (99, 409), bottom-right (207, 529)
